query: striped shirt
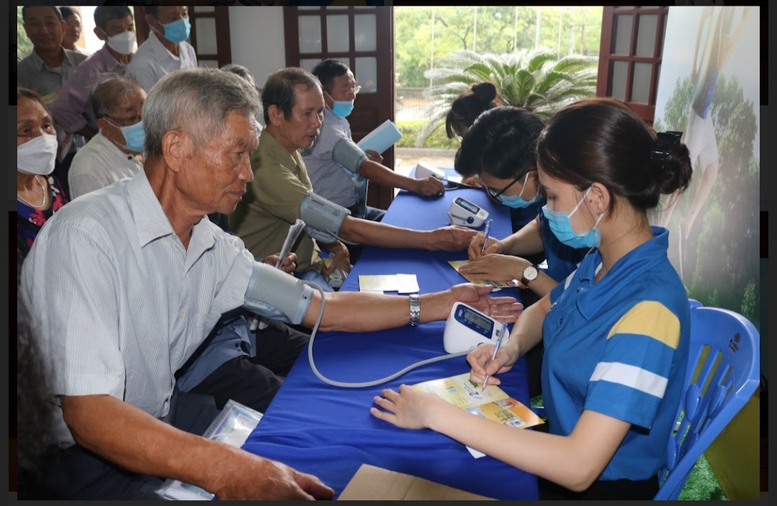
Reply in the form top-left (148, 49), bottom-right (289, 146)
top-left (21, 169), bottom-right (254, 447)
top-left (542, 226), bottom-right (690, 481)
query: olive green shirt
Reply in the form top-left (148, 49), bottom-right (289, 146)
top-left (230, 129), bottom-right (323, 273)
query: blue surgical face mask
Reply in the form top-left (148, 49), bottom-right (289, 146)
top-left (331, 99), bottom-right (355, 118)
top-left (498, 172), bottom-right (541, 209)
top-left (106, 119), bottom-right (145, 153)
top-left (542, 187), bottom-right (605, 249)
top-left (160, 17), bottom-right (191, 43)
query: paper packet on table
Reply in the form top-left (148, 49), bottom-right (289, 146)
top-left (155, 400), bottom-right (263, 500)
top-left (448, 260), bottom-right (516, 292)
top-left (358, 273), bottom-right (419, 294)
top-left (412, 373), bottom-right (543, 459)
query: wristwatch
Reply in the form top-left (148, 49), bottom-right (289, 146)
top-left (520, 264), bottom-right (539, 288)
top-left (409, 293), bottom-right (421, 326)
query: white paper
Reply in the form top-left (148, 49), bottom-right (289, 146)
top-left (358, 274), bottom-right (419, 294)
top-left (277, 219), bottom-right (306, 269)
top-left (356, 119), bottom-right (402, 155)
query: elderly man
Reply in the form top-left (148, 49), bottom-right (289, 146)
top-left (67, 74), bottom-right (145, 200)
top-left (51, 5), bottom-right (136, 144)
top-left (304, 59), bottom-right (444, 222)
top-left (125, 5), bottom-right (197, 92)
top-left (21, 68), bottom-right (520, 500)
top-left (230, 67), bottom-right (477, 288)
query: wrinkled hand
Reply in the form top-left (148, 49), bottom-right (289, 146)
top-left (467, 340), bottom-right (519, 388)
top-left (211, 450), bottom-right (335, 500)
top-left (461, 175), bottom-right (482, 188)
top-left (429, 226), bottom-right (477, 252)
top-left (448, 283), bottom-right (523, 323)
top-left (365, 149), bottom-right (383, 164)
top-left (370, 385), bottom-right (450, 430)
top-left (325, 242), bottom-right (351, 276)
top-left (468, 232), bottom-right (502, 259)
top-left (459, 254), bottom-right (528, 284)
top-left (263, 252), bottom-right (298, 274)
top-left (414, 177), bottom-right (445, 197)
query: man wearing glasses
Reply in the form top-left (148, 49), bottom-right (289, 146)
top-left (67, 74), bottom-right (145, 200)
top-left (303, 59), bottom-right (445, 226)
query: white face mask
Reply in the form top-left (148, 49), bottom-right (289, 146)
top-left (17, 134), bottom-right (58, 176)
top-left (106, 30), bottom-right (137, 55)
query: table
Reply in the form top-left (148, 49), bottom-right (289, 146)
top-left (240, 178), bottom-right (539, 500)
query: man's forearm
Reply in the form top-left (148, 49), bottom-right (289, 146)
top-left (358, 159), bottom-right (416, 192)
top-left (304, 289), bottom-right (454, 332)
top-left (61, 394), bottom-right (238, 494)
top-left (339, 216), bottom-right (429, 249)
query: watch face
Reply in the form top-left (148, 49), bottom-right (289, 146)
top-left (524, 265), bottom-right (538, 280)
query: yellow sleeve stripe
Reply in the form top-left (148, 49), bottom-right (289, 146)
top-left (606, 301), bottom-right (681, 350)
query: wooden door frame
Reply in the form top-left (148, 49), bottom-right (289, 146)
top-left (283, 6), bottom-right (395, 210)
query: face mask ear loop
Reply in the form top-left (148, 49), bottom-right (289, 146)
top-left (515, 171), bottom-right (530, 199)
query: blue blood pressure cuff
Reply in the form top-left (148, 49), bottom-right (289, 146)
top-left (243, 262), bottom-right (314, 325)
top-left (299, 192), bottom-right (350, 244)
top-left (331, 137), bottom-right (368, 174)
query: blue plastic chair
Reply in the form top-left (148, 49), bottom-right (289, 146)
top-left (655, 306), bottom-right (760, 500)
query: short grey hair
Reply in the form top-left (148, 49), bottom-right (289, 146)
top-left (90, 73), bottom-right (144, 119)
top-left (143, 68), bottom-right (262, 160)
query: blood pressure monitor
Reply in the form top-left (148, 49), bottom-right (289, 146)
top-left (448, 197), bottom-right (489, 228)
top-left (443, 302), bottom-right (507, 354)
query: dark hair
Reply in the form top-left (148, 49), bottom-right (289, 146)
top-left (94, 5), bottom-right (133, 30)
top-left (22, 5), bottom-right (63, 22)
top-left (90, 73), bottom-right (144, 119)
top-left (311, 59), bottom-right (350, 94)
top-left (445, 82), bottom-right (499, 139)
top-left (17, 86), bottom-right (47, 109)
top-left (261, 67), bottom-right (321, 125)
top-left (536, 98), bottom-right (692, 214)
top-left (454, 106), bottom-right (544, 180)
top-left (58, 6), bottom-right (80, 21)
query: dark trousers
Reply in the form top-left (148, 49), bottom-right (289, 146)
top-left (28, 390), bottom-right (221, 500)
top-left (189, 318), bottom-right (309, 414)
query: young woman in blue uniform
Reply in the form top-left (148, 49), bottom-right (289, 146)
top-left (371, 98), bottom-right (692, 500)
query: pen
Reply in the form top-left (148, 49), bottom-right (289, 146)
top-left (481, 219), bottom-right (493, 254)
top-left (481, 323), bottom-right (506, 392)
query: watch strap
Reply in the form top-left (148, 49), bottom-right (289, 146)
top-left (409, 293), bottom-right (421, 326)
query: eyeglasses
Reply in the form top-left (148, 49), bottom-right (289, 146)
top-left (103, 114), bottom-right (141, 127)
top-left (483, 169), bottom-right (537, 204)
top-left (484, 176), bottom-right (522, 204)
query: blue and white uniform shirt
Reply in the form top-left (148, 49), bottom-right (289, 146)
top-left (542, 226), bottom-right (690, 481)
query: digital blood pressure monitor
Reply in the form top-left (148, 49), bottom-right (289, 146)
top-left (443, 302), bottom-right (507, 354)
top-left (448, 197), bottom-right (489, 228)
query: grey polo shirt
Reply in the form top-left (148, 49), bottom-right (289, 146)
top-left (21, 169), bottom-right (254, 447)
top-left (300, 109), bottom-right (361, 209)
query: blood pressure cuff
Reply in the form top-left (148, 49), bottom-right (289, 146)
top-left (331, 137), bottom-right (368, 174)
top-left (243, 262), bottom-right (314, 325)
top-left (300, 192), bottom-right (350, 244)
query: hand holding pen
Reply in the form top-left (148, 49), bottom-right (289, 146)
top-left (481, 323), bottom-right (507, 392)
top-left (480, 219), bottom-right (493, 254)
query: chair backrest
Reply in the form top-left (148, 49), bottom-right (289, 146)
top-left (655, 306), bottom-right (760, 500)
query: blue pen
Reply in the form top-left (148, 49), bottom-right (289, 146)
top-left (481, 323), bottom-right (507, 392)
top-left (481, 219), bottom-right (493, 254)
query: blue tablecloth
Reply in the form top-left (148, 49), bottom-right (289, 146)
top-left (240, 180), bottom-right (538, 500)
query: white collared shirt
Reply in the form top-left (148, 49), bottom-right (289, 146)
top-left (125, 31), bottom-right (198, 92)
top-left (21, 169), bottom-right (254, 447)
top-left (68, 131), bottom-right (144, 200)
